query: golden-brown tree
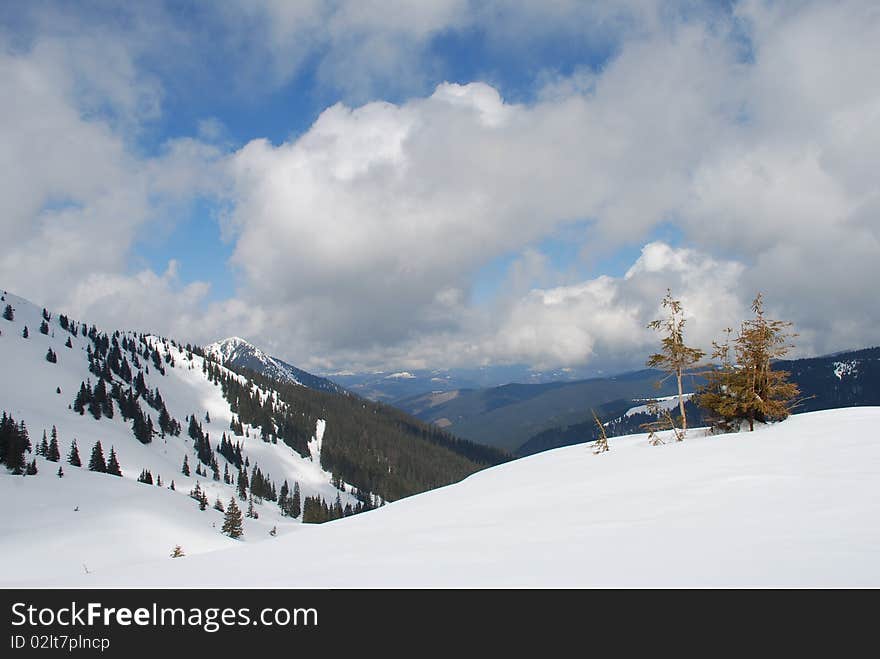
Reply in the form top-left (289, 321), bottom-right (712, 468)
top-left (591, 409), bottom-right (609, 454)
top-left (696, 294), bottom-right (800, 432)
top-left (646, 290), bottom-right (705, 435)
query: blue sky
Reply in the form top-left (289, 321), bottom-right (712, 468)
top-left (2, 1), bottom-right (878, 373)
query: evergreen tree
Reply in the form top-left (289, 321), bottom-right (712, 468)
top-left (88, 441), bottom-right (107, 473)
top-left (67, 439), bottom-right (82, 467)
top-left (45, 348), bottom-right (57, 363)
top-left (696, 294), bottom-right (801, 432)
top-left (646, 289), bottom-right (705, 435)
top-left (106, 447), bottom-right (122, 476)
top-left (291, 481), bottom-right (302, 519)
top-left (65, 337), bottom-right (73, 349)
top-left (246, 494), bottom-right (258, 519)
top-left (222, 498), bottom-right (244, 539)
top-left (39, 319), bottom-right (49, 335)
top-left (37, 431), bottom-right (49, 457)
top-left (170, 546), bottom-right (185, 558)
top-left (46, 426), bottom-right (61, 462)
top-left (237, 468), bottom-right (248, 500)
top-left (21, 326), bottom-right (28, 339)
top-left (57, 465), bottom-right (64, 478)
top-left (181, 455), bottom-right (190, 476)
top-left (25, 459), bottom-right (38, 475)
top-left (213, 497), bottom-right (225, 512)
top-left (2, 304), bottom-right (13, 321)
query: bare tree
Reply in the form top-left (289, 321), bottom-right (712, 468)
top-left (647, 289), bottom-right (705, 435)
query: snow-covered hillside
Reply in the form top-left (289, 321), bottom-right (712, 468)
top-left (0, 291), bottom-right (358, 580)
top-left (14, 406), bottom-right (880, 588)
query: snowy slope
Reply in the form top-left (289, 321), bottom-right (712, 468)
top-left (19, 406), bottom-right (880, 588)
top-left (206, 337), bottom-right (345, 394)
top-left (0, 291), bottom-right (357, 581)
top-left (624, 393), bottom-right (694, 417)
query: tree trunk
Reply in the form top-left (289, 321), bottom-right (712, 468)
top-left (677, 368), bottom-right (687, 433)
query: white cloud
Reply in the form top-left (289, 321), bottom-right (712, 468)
top-left (2, 1), bottom-right (879, 375)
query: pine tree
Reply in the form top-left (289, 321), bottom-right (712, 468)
top-left (67, 439), bottom-right (82, 467)
top-left (646, 289), bottom-right (705, 435)
top-left (291, 481), bottom-right (302, 519)
top-left (106, 447), bottom-right (122, 476)
top-left (170, 545), bottom-right (185, 558)
top-left (213, 497), bottom-right (225, 512)
top-left (88, 441), bottom-right (107, 473)
top-left (65, 337), bottom-right (73, 349)
top-left (37, 431), bottom-right (49, 457)
top-left (45, 347), bottom-right (57, 363)
top-left (39, 320), bottom-right (49, 335)
top-left (57, 465), bottom-right (64, 478)
top-left (2, 304), bottom-right (13, 321)
top-left (237, 468), bottom-right (248, 500)
top-left (21, 326), bottom-right (28, 339)
top-left (222, 498), bottom-right (244, 538)
top-left (181, 455), bottom-right (190, 476)
top-left (26, 459), bottom-right (38, 475)
top-left (696, 294), bottom-right (801, 432)
top-left (46, 426), bottom-right (61, 462)
top-left (246, 493), bottom-right (258, 519)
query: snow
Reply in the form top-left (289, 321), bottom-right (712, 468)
top-left (206, 336), bottom-right (304, 387)
top-left (0, 291), bottom-right (357, 584)
top-left (385, 371), bottom-right (416, 379)
top-left (625, 393), bottom-right (693, 416)
top-left (307, 419), bottom-right (325, 464)
top-left (833, 360), bottom-right (858, 379)
top-left (14, 406), bottom-right (880, 588)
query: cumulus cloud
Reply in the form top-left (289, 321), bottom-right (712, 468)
top-left (2, 1), bottom-right (878, 375)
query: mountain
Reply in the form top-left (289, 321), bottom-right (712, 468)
top-left (0, 289), bottom-right (507, 578)
top-left (206, 336), bottom-right (346, 395)
top-left (395, 369), bottom-right (691, 453)
top-left (17, 407), bottom-right (880, 587)
top-left (324, 364), bottom-right (598, 402)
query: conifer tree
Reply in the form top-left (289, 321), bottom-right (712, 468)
top-left (48, 427), bottom-right (61, 463)
top-left (67, 439), bottom-right (82, 467)
top-left (57, 465), bottom-right (64, 478)
top-left (646, 290), bottom-right (705, 434)
top-left (37, 431), bottom-right (49, 457)
top-left (222, 498), bottom-right (244, 539)
top-left (170, 545), bottom-right (185, 558)
top-left (246, 493), bottom-right (258, 519)
top-left (696, 294), bottom-right (800, 432)
top-left (213, 497), bottom-right (225, 512)
top-left (45, 347), bottom-right (57, 363)
top-left (181, 455), bottom-right (190, 476)
top-left (291, 482), bottom-right (302, 519)
top-left (25, 459), bottom-right (38, 475)
top-left (88, 441), bottom-right (107, 473)
top-left (106, 447), bottom-right (122, 476)
top-left (2, 304), bottom-right (13, 321)
top-left (22, 326), bottom-right (28, 338)
top-left (39, 320), bottom-right (49, 335)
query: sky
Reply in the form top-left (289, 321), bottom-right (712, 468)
top-left (1, 1), bottom-right (878, 375)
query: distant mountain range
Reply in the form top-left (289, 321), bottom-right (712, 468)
top-left (396, 347), bottom-right (880, 456)
top-left (323, 364), bottom-right (600, 402)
